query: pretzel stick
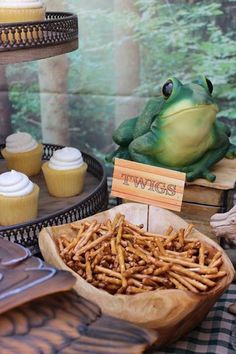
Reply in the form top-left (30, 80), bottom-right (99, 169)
top-left (126, 245), bottom-right (150, 264)
top-left (76, 262), bottom-right (86, 269)
top-left (199, 243), bottom-right (205, 266)
top-left (155, 238), bottom-right (166, 255)
top-left (89, 244), bottom-right (106, 259)
top-left (169, 271), bottom-right (199, 293)
top-left (127, 286), bottom-right (147, 294)
top-left (153, 264), bottom-right (172, 276)
top-left (143, 231), bottom-right (169, 239)
top-left (85, 256), bottom-right (93, 282)
top-left (143, 266), bottom-right (155, 275)
top-left (204, 271), bottom-right (227, 279)
top-left (209, 251), bottom-right (222, 267)
top-left (117, 245), bottom-right (126, 273)
top-left (188, 267), bottom-right (218, 274)
top-left (123, 233), bottom-right (155, 242)
top-left (165, 226), bottom-right (173, 236)
top-left (73, 232), bottom-right (113, 259)
top-left (106, 285), bottom-right (120, 293)
top-left (166, 250), bottom-right (189, 257)
top-left (95, 265), bottom-right (122, 279)
top-left (58, 238), bottom-right (65, 253)
top-left (178, 229), bottom-right (185, 247)
top-left (138, 260), bottom-right (146, 266)
top-left (128, 278), bottom-right (144, 288)
top-left (117, 245), bottom-right (127, 287)
top-left (112, 213), bottom-right (122, 230)
top-left (184, 241), bottom-right (200, 250)
top-left (129, 245), bottom-right (164, 267)
top-left (133, 274), bottom-right (170, 285)
top-left (168, 275), bottom-right (188, 291)
top-left (123, 266), bottom-right (146, 277)
top-left (97, 274), bottom-right (122, 285)
top-left (184, 224), bottom-right (194, 238)
top-left (128, 278), bottom-right (153, 290)
top-left (134, 244), bottom-right (167, 267)
top-left (111, 238), bottom-right (117, 255)
top-left (91, 253), bottom-right (103, 269)
top-left (164, 232), bottom-right (179, 246)
top-left (116, 218), bottom-right (124, 245)
top-left (159, 255), bottom-right (205, 268)
top-left (172, 265), bottom-right (216, 287)
top-left (181, 275), bottom-right (207, 291)
top-left (125, 221), bottom-right (145, 234)
top-left (107, 219), bottom-right (112, 232)
top-left (142, 277), bottom-right (157, 287)
top-left (70, 222), bottom-right (84, 230)
top-left (74, 222), bottom-right (100, 251)
top-left (210, 257), bottom-right (223, 269)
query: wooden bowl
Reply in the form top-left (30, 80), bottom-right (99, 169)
top-left (39, 203), bottom-right (235, 346)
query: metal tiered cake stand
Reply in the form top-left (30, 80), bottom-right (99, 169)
top-left (0, 13), bottom-right (108, 254)
top-left (0, 12), bottom-right (78, 63)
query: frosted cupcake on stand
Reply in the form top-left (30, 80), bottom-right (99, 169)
top-left (0, 170), bottom-right (39, 226)
top-left (0, 0), bottom-right (46, 23)
top-left (1, 132), bottom-right (43, 177)
top-left (42, 147), bottom-right (88, 198)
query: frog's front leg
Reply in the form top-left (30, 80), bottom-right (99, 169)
top-left (106, 117), bottom-right (138, 163)
top-left (133, 98), bottom-right (163, 139)
top-left (129, 132), bottom-right (173, 168)
top-left (113, 117), bottom-right (138, 146)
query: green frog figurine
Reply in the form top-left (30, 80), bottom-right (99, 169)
top-left (107, 76), bottom-right (236, 182)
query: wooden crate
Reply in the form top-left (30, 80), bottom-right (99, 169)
top-left (175, 158), bottom-right (236, 243)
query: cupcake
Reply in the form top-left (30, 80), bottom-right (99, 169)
top-left (42, 147), bottom-right (88, 198)
top-left (0, 0), bottom-right (46, 23)
top-left (0, 170), bottom-right (39, 226)
top-left (1, 132), bottom-right (43, 177)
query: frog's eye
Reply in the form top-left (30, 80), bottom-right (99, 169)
top-left (162, 80), bottom-right (173, 99)
top-left (206, 77), bottom-right (213, 95)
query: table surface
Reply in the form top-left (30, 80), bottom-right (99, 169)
top-left (148, 283), bottom-right (236, 354)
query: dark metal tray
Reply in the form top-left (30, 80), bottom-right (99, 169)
top-left (0, 143), bottom-right (108, 254)
top-left (0, 12), bottom-right (78, 63)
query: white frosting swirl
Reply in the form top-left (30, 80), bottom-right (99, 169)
top-left (5, 132), bottom-right (38, 153)
top-left (49, 147), bottom-right (84, 171)
top-left (0, 170), bottom-right (33, 197)
top-left (0, 0), bottom-right (44, 8)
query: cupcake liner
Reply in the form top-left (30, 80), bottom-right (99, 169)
top-left (0, 184), bottom-right (39, 226)
top-left (1, 144), bottom-right (43, 177)
top-left (0, 7), bottom-right (45, 42)
top-left (42, 162), bottom-right (88, 198)
top-left (0, 7), bottom-right (45, 23)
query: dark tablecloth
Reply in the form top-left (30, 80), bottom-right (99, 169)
top-left (148, 283), bottom-right (236, 354)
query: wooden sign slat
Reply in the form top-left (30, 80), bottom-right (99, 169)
top-left (111, 158), bottom-right (186, 212)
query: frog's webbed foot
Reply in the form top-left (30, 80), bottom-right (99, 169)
top-left (187, 169), bottom-right (216, 182)
top-left (225, 143), bottom-right (236, 159)
top-left (106, 147), bottom-right (131, 164)
top-left (183, 165), bottom-right (216, 182)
